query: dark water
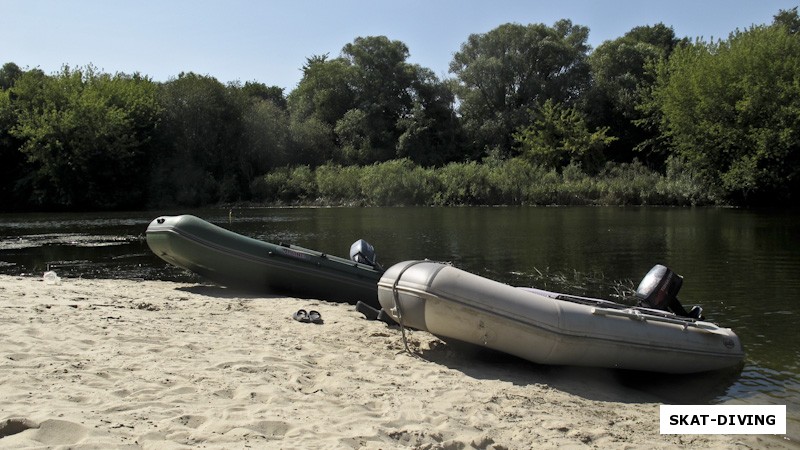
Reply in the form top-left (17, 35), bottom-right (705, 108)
top-left (1, 206), bottom-right (798, 439)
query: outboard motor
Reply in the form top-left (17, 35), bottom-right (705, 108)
top-left (350, 239), bottom-right (380, 268)
top-left (636, 264), bottom-right (682, 310)
top-left (636, 264), bottom-right (703, 319)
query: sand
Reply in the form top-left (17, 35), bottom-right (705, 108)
top-left (0, 274), bottom-right (793, 449)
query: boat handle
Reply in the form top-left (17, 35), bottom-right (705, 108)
top-left (591, 307), bottom-right (721, 332)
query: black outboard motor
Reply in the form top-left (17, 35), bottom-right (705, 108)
top-left (350, 239), bottom-right (381, 269)
top-left (636, 264), bottom-right (703, 319)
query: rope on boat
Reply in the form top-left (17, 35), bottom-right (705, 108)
top-left (390, 260), bottom-right (431, 356)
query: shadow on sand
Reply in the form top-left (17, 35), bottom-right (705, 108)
top-left (175, 284), bottom-right (281, 300)
top-left (413, 335), bottom-right (742, 405)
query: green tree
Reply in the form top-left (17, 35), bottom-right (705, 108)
top-left (241, 81), bottom-right (287, 109)
top-left (287, 54), bottom-right (355, 165)
top-left (288, 54), bottom-right (355, 126)
top-left (241, 97), bottom-right (291, 176)
top-left (334, 108), bottom-right (371, 163)
top-left (0, 72), bottom-right (30, 210)
top-left (289, 116), bottom-right (337, 166)
top-left (8, 65), bottom-right (160, 209)
top-left (514, 99), bottom-right (616, 173)
top-left (289, 38), bottom-right (461, 166)
top-left (396, 70), bottom-right (463, 166)
top-left (586, 24), bottom-right (681, 166)
top-left (337, 36), bottom-right (417, 163)
top-left (652, 14), bottom-right (800, 203)
top-left (450, 21), bottom-right (591, 156)
top-left (153, 72), bottom-right (245, 206)
top-left (774, 6), bottom-right (800, 34)
top-left (0, 62), bottom-right (23, 90)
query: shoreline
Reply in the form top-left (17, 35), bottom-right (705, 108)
top-left (0, 275), bottom-right (791, 449)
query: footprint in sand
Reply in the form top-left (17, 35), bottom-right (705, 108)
top-left (0, 418), bottom-right (38, 438)
top-left (0, 418), bottom-right (88, 446)
top-left (173, 414), bottom-right (207, 429)
top-left (246, 420), bottom-right (290, 439)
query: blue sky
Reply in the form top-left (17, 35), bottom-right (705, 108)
top-left (3, 0), bottom-right (798, 91)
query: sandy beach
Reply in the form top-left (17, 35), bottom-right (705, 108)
top-left (0, 274), bottom-right (792, 449)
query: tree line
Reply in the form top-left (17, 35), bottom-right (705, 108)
top-left (1, 8), bottom-right (798, 211)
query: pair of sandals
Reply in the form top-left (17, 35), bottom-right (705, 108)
top-left (292, 309), bottom-right (323, 324)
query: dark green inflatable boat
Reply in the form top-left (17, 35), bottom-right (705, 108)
top-left (146, 215), bottom-right (384, 308)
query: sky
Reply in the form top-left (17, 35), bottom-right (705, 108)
top-left (3, 0), bottom-right (798, 92)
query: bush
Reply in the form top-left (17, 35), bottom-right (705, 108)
top-left (251, 158), bottom-right (723, 206)
top-left (486, 157), bottom-right (537, 204)
top-left (359, 159), bottom-right (436, 206)
top-left (251, 165), bottom-right (315, 203)
top-left (315, 164), bottom-right (362, 203)
top-left (434, 161), bottom-right (497, 205)
top-left (520, 166), bottom-right (561, 205)
top-left (597, 161), bottom-right (660, 205)
top-left (655, 156), bottom-right (716, 205)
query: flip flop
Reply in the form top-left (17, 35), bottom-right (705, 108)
top-left (292, 309), bottom-right (310, 323)
top-left (308, 310), bottom-right (323, 324)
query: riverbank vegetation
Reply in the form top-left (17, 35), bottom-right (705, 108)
top-left (251, 158), bottom-right (713, 206)
top-left (1, 8), bottom-right (798, 210)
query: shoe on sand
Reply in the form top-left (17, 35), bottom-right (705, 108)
top-left (292, 309), bottom-right (310, 323)
top-left (308, 310), bottom-right (323, 324)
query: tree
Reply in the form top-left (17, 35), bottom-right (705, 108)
top-left (0, 76), bottom-right (29, 210)
top-left (8, 65), bottom-right (160, 209)
top-left (774, 6), bottom-right (800, 34)
top-left (289, 116), bottom-right (337, 166)
top-left (241, 81), bottom-right (287, 109)
top-left (514, 99), bottom-right (615, 173)
top-left (152, 72), bottom-right (244, 206)
top-left (450, 21), bottom-right (591, 156)
top-left (287, 54), bottom-right (354, 164)
top-left (337, 36), bottom-right (417, 163)
top-left (586, 24), bottom-right (681, 166)
top-left (334, 108), bottom-right (371, 163)
top-left (241, 97), bottom-right (291, 175)
top-left (0, 62), bottom-right (23, 90)
top-left (396, 70), bottom-right (463, 166)
top-left (289, 37), bottom-right (461, 166)
top-left (652, 16), bottom-right (800, 204)
top-left (288, 54), bottom-right (355, 126)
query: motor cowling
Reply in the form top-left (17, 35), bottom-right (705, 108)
top-left (350, 239), bottom-right (378, 267)
top-left (636, 264), bottom-right (683, 310)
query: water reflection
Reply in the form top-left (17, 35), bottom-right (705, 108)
top-left (0, 233), bottom-right (135, 250)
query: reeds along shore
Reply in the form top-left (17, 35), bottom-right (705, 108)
top-left (252, 159), bottom-right (718, 208)
top-left (0, 275), bottom-right (790, 449)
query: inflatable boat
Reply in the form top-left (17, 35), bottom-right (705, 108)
top-left (377, 260), bottom-right (744, 373)
top-left (146, 215), bottom-right (383, 307)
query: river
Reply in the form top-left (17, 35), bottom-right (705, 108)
top-left (0, 206), bottom-right (797, 440)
